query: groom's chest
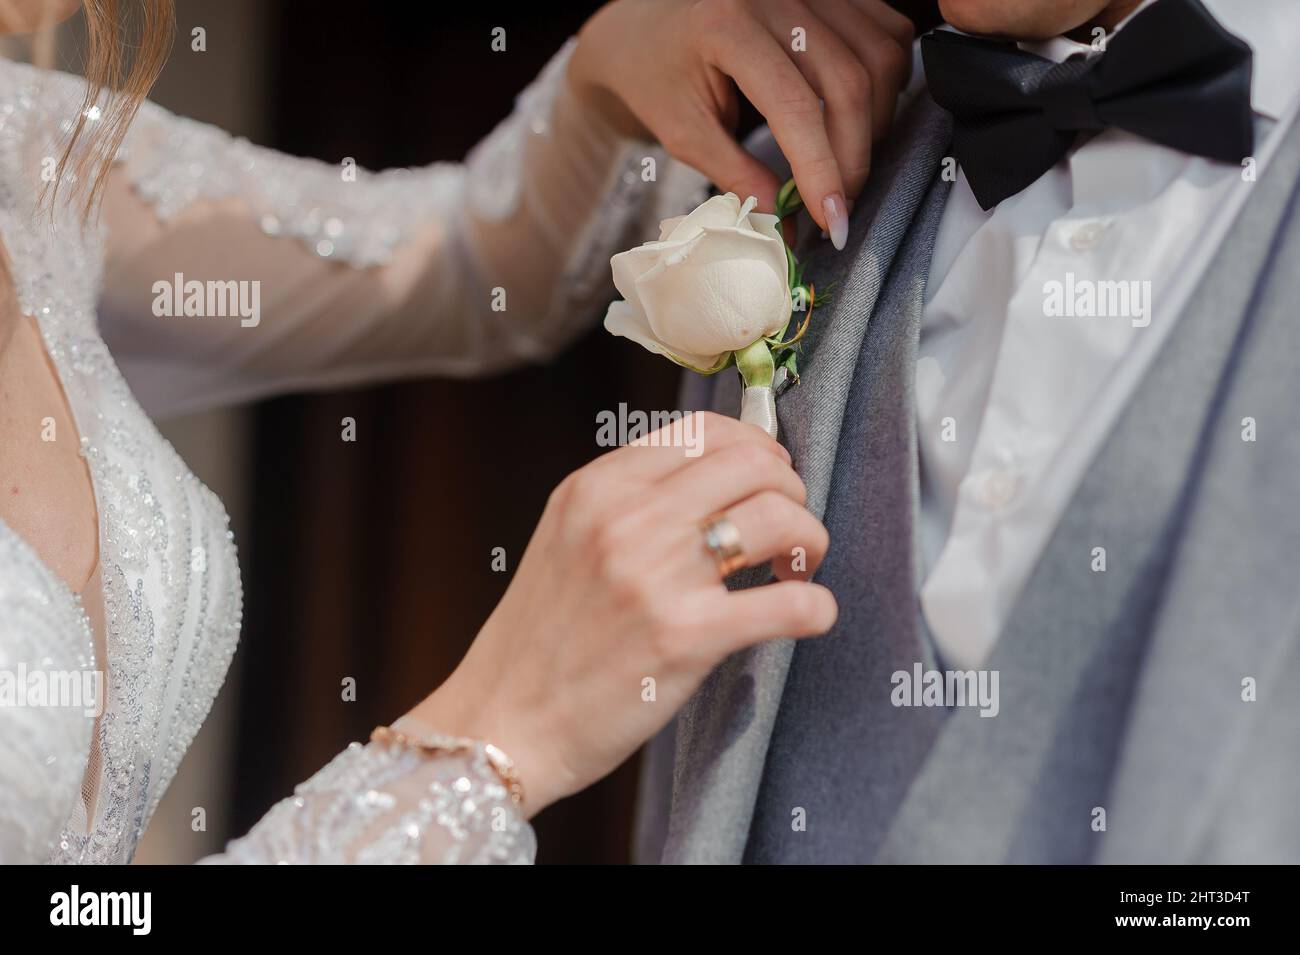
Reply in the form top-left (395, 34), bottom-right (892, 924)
top-left (913, 126), bottom-right (1260, 667)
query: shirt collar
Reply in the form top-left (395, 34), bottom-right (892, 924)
top-left (1013, 0), bottom-right (1299, 121)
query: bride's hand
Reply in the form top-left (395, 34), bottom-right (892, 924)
top-left (407, 413), bottom-right (835, 816)
top-left (567, 0), bottom-right (915, 246)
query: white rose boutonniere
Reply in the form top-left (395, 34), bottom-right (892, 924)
top-left (604, 181), bottom-right (821, 440)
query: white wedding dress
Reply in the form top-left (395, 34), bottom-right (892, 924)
top-left (0, 43), bottom-right (703, 864)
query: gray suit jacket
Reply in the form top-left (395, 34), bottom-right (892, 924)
top-left (635, 90), bottom-right (1300, 864)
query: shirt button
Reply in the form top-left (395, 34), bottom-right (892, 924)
top-left (975, 469), bottom-right (1021, 509)
top-left (1069, 220), bottom-right (1109, 252)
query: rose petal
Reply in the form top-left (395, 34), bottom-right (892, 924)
top-left (714, 220), bottom-right (790, 293)
top-left (603, 299), bottom-right (722, 369)
top-left (635, 226), bottom-right (792, 356)
top-left (611, 230), bottom-right (715, 301)
top-left (657, 215), bottom-right (686, 241)
top-left (611, 243), bottom-right (668, 303)
top-left (663, 193), bottom-right (743, 243)
top-left (746, 211), bottom-right (783, 239)
top-left (734, 195), bottom-right (758, 223)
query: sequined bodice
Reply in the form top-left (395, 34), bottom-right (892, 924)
top-left (0, 61), bottom-right (243, 864)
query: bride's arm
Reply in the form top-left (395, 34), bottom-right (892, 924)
top-left (199, 411), bottom-right (838, 865)
top-left (96, 1), bottom-right (917, 420)
top-left (99, 41), bottom-right (706, 419)
top-left (200, 716), bottom-right (535, 865)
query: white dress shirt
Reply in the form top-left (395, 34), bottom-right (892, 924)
top-left (914, 0), bottom-right (1300, 669)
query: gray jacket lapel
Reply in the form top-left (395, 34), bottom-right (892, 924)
top-left (746, 174), bottom-right (953, 862)
top-left (662, 94), bottom-right (954, 863)
top-left (877, 113), bottom-right (1300, 864)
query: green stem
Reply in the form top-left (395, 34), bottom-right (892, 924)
top-left (774, 178), bottom-right (804, 219)
top-left (735, 338), bottom-right (775, 390)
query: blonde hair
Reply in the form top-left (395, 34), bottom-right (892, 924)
top-left (52, 0), bottom-right (175, 218)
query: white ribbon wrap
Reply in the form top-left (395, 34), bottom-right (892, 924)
top-left (739, 385), bottom-right (778, 440)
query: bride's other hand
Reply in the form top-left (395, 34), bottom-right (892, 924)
top-left (407, 413), bottom-right (835, 816)
top-left (567, 0), bottom-right (915, 247)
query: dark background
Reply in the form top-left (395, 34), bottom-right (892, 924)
top-left (231, 1), bottom-right (656, 864)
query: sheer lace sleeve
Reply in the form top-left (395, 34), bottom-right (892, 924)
top-left (96, 40), bottom-right (707, 419)
top-left (202, 719), bottom-right (535, 864)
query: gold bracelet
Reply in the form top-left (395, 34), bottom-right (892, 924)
top-left (370, 725), bottom-right (526, 808)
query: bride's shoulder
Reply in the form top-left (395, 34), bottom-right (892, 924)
top-left (0, 57), bottom-right (184, 159)
top-left (0, 56), bottom-right (92, 113)
top-left (0, 57), bottom-right (102, 168)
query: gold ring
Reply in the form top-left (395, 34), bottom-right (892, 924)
top-left (700, 514), bottom-right (746, 578)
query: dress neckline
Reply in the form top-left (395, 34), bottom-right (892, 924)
top-left (0, 295), bottom-right (110, 838)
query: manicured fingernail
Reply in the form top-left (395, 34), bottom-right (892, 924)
top-left (823, 193), bottom-right (848, 251)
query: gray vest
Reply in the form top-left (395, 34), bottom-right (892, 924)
top-left (641, 92), bottom-right (1300, 864)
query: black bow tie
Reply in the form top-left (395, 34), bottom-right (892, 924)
top-left (921, 0), bottom-right (1255, 210)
